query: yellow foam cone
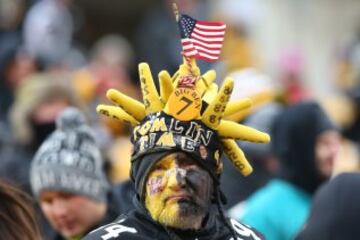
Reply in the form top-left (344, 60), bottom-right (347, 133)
top-left (203, 83), bottom-right (219, 104)
top-left (202, 78), bottom-right (234, 129)
top-left (196, 70), bottom-right (216, 96)
top-left (171, 70), bottom-right (180, 85)
top-left (222, 139), bottom-right (253, 176)
top-left (138, 63), bottom-right (164, 114)
top-left (159, 70), bottom-right (174, 103)
top-left (106, 89), bottom-right (145, 121)
top-left (218, 120), bottom-right (270, 143)
top-left (96, 105), bottom-right (139, 126)
top-left (224, 108), bottom-right (251, 122)
top-left (224, 98), bottom-right (253, 117)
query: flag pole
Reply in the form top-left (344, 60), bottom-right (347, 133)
top-left (172, 2), bottom-right (179, 22)
top-left (172, 2), bottom-right (196, 81)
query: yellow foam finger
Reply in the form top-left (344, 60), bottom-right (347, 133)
top-left (203, 83), bottom-right (219, 104)
top-left (202, 77), bottom-right (234, 129)
top-left (159, 70), bottom-right (174, 103)
top-left (138, 63), bottom-right (163, 114)
top-left (224, 108), bottom-right (251, 122)
top-left (171, 70), bottom-right (180, 85)
top-left (225, 91), bottom-right (274, 122)
top-left (96, 105), bottom-right (139, 126)
top-left (222, 139), bottom-right (253, 176)
top-left (196, 70), bottom-right (216, 96)
top-left (106, 89), bottom-right (146, 121)
top-left (250, 91), bottom-right (274, 107)
top-left (218, 120), bottom-right (270, 143)
top-left (224, 98), bottom-right (252, 117)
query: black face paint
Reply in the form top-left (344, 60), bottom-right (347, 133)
top-left (174, 153), bottom-right (214, 218)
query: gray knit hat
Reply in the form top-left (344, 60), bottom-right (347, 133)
top-left (30, 107), bottom-right (109, 202)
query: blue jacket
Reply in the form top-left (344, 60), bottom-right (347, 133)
top-left (230, 102), bottom-right (336, 240)
top-left (233, 179), bottom-right (311, 240)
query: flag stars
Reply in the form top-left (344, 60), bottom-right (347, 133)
top-left (178, 14), bottom-right (226, 62)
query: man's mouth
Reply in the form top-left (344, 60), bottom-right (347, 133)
top-left (165, 194), bottom-right (191, 203)
top-left (56, 219), bottom-right (77, 232)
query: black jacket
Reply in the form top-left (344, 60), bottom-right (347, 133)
top-left (52, 180), bottom-right (136, 240)
top-left (82, 197), bottom-right (264, 240)
top-left (296, 173), bottom-right (360, 240)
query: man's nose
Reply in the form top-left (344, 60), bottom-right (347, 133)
top-left (167, 168), bottom-right (187, 190)
top-left (51, 199), bottom-right (68, 218)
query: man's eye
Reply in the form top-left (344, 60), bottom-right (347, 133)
top-left (42, 198), bottom-right (53, 204)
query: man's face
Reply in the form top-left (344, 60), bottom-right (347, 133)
top-left (40, 191), bottom-right (106, 238)
top-left (145, 152), bottom-right (214, 230)
top-left (315, 130), bottom-right (341, 178)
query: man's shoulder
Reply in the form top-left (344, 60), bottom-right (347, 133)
top-left (82, 216), bottom-right (139, 240)
top-left (82, 211), bottom-right (163, 240)
top-left (226, 218), bottom-right (264, 240)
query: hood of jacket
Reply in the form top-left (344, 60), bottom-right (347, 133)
top-left (271, 101), bottom-right (336, 193)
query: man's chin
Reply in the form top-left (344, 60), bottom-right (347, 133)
top-left (59, 227), bottom-right (82, 239)
top-left (158, 203), bottom-right (205, 230)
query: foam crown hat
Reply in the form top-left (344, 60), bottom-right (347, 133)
top-left (97, 58), bottom-right (270, 178)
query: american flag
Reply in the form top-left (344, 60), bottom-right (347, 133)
top-left (178, 14), bottom-right (226, 62)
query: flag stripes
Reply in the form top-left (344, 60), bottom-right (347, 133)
top-left (178, 14), bottom-right (226, 62)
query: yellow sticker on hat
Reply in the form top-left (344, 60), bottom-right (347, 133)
top-left (166, 87), bottom-right (202, 121)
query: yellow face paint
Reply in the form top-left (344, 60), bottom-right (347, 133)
top-left (145, 154), bottom-right (180, 227)
top-left (144, 153), bottom-right (213, 230)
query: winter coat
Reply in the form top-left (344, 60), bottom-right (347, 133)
top-left (82, 197), bottom-right (264, 240)
top-left (296, 172), bottom-right (360, 240)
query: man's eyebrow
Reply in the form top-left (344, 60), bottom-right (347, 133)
top-left (156, 155), bottom-right (175, 167)
top-left (176, 154), bottom-right (196, 165)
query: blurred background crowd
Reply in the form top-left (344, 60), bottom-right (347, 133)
top-left (1, 0), bottom-right (360, 239)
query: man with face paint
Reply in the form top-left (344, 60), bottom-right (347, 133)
top-left (145, 152), bottom-right (213, 230)
top-left (83, 59), bottom-right (269, 240)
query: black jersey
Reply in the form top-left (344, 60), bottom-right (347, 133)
top-left (83, 202), bottom-right (264, 240)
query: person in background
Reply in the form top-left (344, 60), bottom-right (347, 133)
top-left (0, 179), bottom-right (42, 240)
top-left (22, 0), bottom-right (74, 66)
top-left (295, 172), bottom-right (360, 240)
top-left (0, 45), bottom-right (40, 144)
top-left (230, 102), bottom-right (341, 240)
top-left (72, 34), bottom-right (139, 137)
top-left (277, 48), bottom-right (310, 104)
top-left (72, 34), bottom-right (140, 183)
top-left (30, 107), bottom-right (135, 240)
top-left (0, 73), bottom-right (84, 194)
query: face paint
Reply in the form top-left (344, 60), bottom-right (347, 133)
top-left (145, 152), bottom-right (213, 230)
top-left (147, 176), bottom-right (164, 195)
